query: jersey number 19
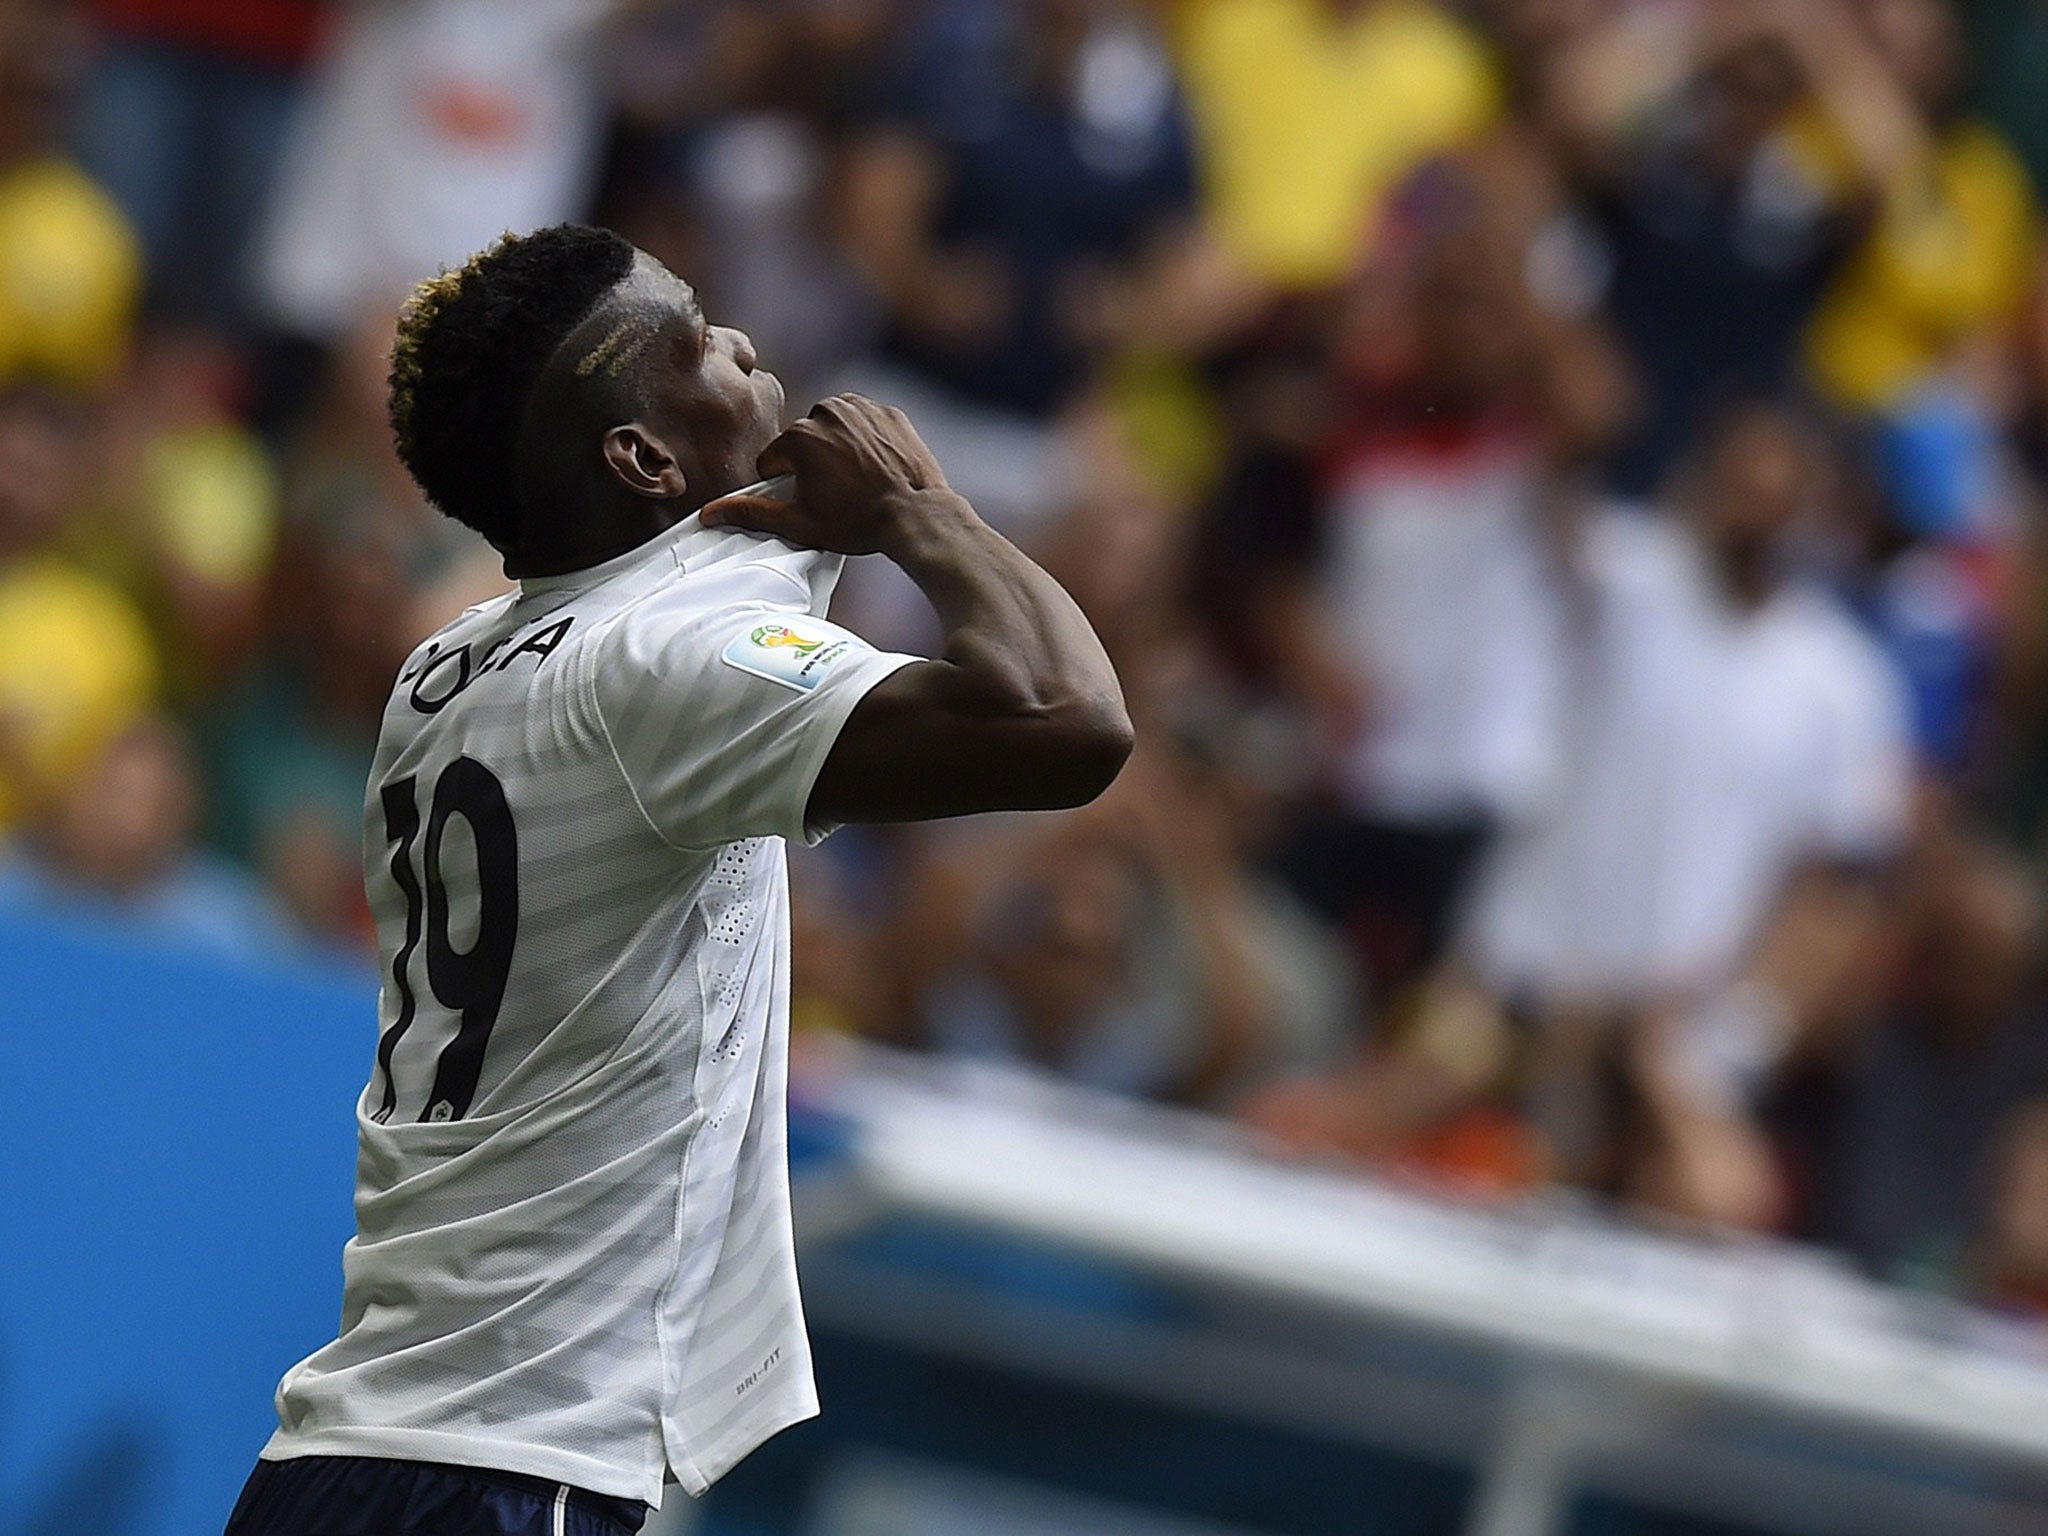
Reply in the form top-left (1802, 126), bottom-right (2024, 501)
top-left (372, 756), bottom-right (519, 1124)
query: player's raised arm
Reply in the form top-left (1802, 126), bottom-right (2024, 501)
top-left (702, 394), bottom-right (1133, 822)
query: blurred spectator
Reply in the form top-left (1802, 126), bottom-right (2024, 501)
top-left (1797, 0), bottom-right (2043, 794)
top-left (67, 325), bottom-right (281, 700)
top-left (1544, 0), bottom-right (1925, 495)
top-left (1830, 439), bottom-right (2017, 777)
top-left (199, 517), bottom-right (414, 950)
top-left (1215, 161), bottom-right (1621, 1005)
top-left (0, 2), bottom-right (177, 822)
top-left (1805, 0), bottom-right (2035, 419)
top-left (0, 0), bottom-right (139, 390)
top-left (918, 818), bottom-right (1189, 1096)
top-left (836, 0), bottom-right (1199, 531)
top-left (906, 742), bottom-right (1352, 1106)
top-left (597, 0), bottom-right (885, 412)
top-left (1464, 403), bottom-right (1913, 1225)
top-left (1808, 820), bottom-right (2048, 1283)
top-left (0, 712), bottom-right (295, 957)
top-left (0, 382), bottom-right (158, 832)
top-left (596, 0), bottom-right (903, 407)
top-left (1249, 404), bottom-right (1921, 1228)
top-left (650, 116), bottom-right (872, 417)
top-left (254, 0), bottom-right (610, 342)
top-left (72, 0), bottom-right (328, 332)
top-left (1172, 0), bottom-right (1501, 290)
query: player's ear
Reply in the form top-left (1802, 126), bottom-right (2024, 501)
top-left (601, 424), bottom-right (688, 499)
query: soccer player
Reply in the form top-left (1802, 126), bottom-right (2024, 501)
top-left (225, 225), bottom-right (1132, 1536)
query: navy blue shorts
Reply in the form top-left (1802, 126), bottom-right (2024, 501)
top-left (224, 1455), bottom-right (648, 1535)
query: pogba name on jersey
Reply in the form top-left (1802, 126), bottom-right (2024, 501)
top-left (401, 616), bottom-right (576, 715)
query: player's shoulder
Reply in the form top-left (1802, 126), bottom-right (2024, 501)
top-left (591, 528), bottom-right (831, 663)
top-left (583, 530), bottom-right (895, 729)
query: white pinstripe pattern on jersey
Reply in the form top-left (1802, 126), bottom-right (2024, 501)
top-left (258, 516), bottom-right (918, 1508)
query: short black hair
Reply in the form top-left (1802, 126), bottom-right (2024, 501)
top-left (388, 224), bottom-right (639, 548)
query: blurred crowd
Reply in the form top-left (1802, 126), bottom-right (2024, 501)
top-left (7, 0), bottom-right (2048, 1307)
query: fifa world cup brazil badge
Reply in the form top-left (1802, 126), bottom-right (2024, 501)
top-left (753, 623), bottom-right (824, 656)
top-left (721, 617), bottom-right (871, 691)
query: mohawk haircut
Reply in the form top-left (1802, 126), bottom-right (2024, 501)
top-left (388, 225), bottom-right (640, 547)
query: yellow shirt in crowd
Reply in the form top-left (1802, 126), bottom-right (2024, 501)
top-left (0, 156), bottom-right (140, 389)
top-left (0, 558), bottom-right (158, 829)
top-left (1806, 118), bottom-right (2038, 413)
top-left (1173, 0), bottom-right (1501, 288)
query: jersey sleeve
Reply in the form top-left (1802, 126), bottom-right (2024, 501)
top-left (589, 573), bottom-right (920, 849)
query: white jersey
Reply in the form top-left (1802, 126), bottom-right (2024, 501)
top-left (261, 515), bottom-right (918, 1507)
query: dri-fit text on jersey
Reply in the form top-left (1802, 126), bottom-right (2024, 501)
top-left (734, 1347), bottom-right (782, 1398)
top-left (402, 617), bottom-right (576, 715)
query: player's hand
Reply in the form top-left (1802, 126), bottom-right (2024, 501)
top-left (700, 393), bottom-right (961, 557)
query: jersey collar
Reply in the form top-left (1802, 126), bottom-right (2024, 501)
top-left (516, 514), bottom-right (714, 598)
